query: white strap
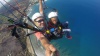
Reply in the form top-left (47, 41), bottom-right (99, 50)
top-left (63, 29), bottom-right (71, 32)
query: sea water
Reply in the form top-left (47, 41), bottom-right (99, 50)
top-left (29, 0), bottom-right (100, 56)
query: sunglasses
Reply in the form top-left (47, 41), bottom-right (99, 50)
top-left (35, 19), bottom-right (44, 23)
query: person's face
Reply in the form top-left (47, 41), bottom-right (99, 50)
top-left (51, 17), bottom-right (58, 25)
top-left (34, 17), bottom-right (45, 28)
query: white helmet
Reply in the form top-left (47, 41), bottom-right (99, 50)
top-left (48, 12), bottom-right (58, 18)
top-left (32, 12), bottom-right (43, 21)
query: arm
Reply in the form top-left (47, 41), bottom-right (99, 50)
top-left (39, 0), bottom-right (44, 15)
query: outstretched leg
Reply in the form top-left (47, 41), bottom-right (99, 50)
top-left (62, 21), bottom-right (72, 39)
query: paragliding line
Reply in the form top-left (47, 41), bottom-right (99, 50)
top-left (0, 1), bottom-right (18, 19)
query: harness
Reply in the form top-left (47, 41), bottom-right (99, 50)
top-left (45, 22), bottom-right (63, 40)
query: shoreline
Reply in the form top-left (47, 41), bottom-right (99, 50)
top-left (24, 0), bottom-right (39, 56)
top-left (0, 0), bottom-right (38, 56)
top-left (24, 2), bottom-right (46, 56)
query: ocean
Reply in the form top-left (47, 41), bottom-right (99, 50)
top-left (29, 0), bottom-right (100, 56)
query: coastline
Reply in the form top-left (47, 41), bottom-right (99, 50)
top-left (24, 0), bottom-right (39, 56)
top-left (0, 0), bottom-right (39, 56)
top-left (24, 0), bottom-right (47, 55)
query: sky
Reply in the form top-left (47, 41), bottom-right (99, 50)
top-left (0, 0), bottom-right (10, 8)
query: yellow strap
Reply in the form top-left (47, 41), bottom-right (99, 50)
top-left (59, 26), bottom-right (62, 30)
top-left (46, 30), bottom-right (50, 34)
